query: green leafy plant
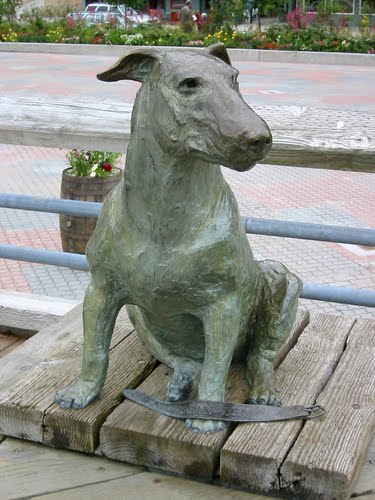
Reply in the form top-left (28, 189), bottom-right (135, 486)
top-left (66, 150), bottom-right (122, 178)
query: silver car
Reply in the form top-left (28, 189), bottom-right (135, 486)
top-left (83, 2), bottom-right (153, 25)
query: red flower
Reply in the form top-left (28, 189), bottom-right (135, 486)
top-left (102, 162), bottom-right (112, 172)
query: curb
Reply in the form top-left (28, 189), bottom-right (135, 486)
top-left (0, 42), bottom-right (373, 66)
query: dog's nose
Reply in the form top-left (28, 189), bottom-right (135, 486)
top-left (240, 127), bottom-right (272, 153)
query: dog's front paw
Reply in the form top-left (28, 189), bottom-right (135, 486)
top-left (185, 418), bottom-right (227, 434)
top-left (54, 380), bottom-right (99, 409)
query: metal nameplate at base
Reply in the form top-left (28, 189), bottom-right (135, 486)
top-left (123, 389), bottom-right (325, 423)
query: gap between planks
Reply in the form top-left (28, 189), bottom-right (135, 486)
top-left (0, 332), bottom-right (26, 359)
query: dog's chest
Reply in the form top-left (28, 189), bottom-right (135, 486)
top-left (115, 235), bottom-right (239, 308)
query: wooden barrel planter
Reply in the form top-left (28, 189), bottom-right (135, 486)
top-left (60, 167), bottom-right (122, 254)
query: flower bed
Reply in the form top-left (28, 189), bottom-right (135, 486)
top-left (0, 13), bottom-right (374, 54)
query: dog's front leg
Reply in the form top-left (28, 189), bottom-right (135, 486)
top-left (55, 280), bottom-right (122, 409)
top-left (186, 295), bottom-right (241, 434)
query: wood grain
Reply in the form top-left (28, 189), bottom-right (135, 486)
top-left (279, 319), bottom-right (375, 500)
top-left (220, 314), bottom-right (356, 493)
top-left (0, 437), bottom-right (143, 500)
top-left (99, 311), bottom-right (308, 479)
top-left (0, 97), bottom-right (373, 171)
top-left (0, 436), bottom-right (277, 500)
top-left (33, 471), bottom-right (275, 500)
top-left (0, 305), bottom-right (156, 452)
top-left (352, 433), bottom-right (375, 498)
top-left (0, 97), bottom-right (132, 153)
top-left (274, 308), bottom-right (310, 368)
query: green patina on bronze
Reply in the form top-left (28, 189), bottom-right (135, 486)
top-left (55, 43), bottom-right (302, 434)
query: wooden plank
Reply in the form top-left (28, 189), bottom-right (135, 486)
top-left (0, 437), bottom-right (144, 500)
top-left (0, 97), bottom-right (373, 172)
top-left (256, 106), bottom-right (375, 172)
top-left (0, 305), bottom-right (83, 391)
top-left (0, 96), bottom-right (132, 153)
top-left (0, 437), bottom-right (278, 500)
top-left (0, 305), bottom-right (156, 452)
top-left (279, 319), bottom-right (375, 500)
top-left (0, 290), bottom-right (78, 336)
top-left (220, 314), bottom-right (356, 494)
top-left (99, 311), bottom-right (309, 479)
top-left (43, 330), bottom-right (157, 452)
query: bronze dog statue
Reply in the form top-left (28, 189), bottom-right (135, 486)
top-left (55, 44), bottom-right (301, 433)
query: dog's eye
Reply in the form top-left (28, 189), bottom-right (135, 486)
top-left (178, 78), bottom-right (201, 92)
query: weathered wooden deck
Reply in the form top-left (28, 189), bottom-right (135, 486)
top-left (0, 301), bottom-right (374, 499)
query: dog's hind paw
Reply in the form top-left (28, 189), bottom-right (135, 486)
top-left (185, 418), bottom-right (227, 434)
top-left (248, 392), bottom-right (282, 406)
top-left (167, 373), bottom-right (193, 402)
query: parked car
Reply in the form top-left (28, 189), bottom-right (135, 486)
top-left (66, 10), bottom-right (121, 25)
top-left (83, 2), bottom-right (153, 25)
top-left (77, 11), bottom-right (124, 25)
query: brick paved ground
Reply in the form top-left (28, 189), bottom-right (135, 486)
top-left (1, 51), bottom-right (374, 318)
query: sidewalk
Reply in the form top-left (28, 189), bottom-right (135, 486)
top-left (0, 51), bottom-right (374, 318)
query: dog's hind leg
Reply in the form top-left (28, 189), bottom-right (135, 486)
top-left (246, 260), bottom-right (302, 406)
top-left (55, 279), bottom-right (123, 409)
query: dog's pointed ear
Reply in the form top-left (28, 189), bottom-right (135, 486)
top-left (205, 43), bottom-right (232, 66)
top-left (97, 49), bottom-right (161, 83)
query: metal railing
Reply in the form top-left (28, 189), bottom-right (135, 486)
top-left (1, 193), bottom-right (374, 308)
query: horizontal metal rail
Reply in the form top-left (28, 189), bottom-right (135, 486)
top-left (0, 244), bottom-right (374, 308)
top-left (1, 193), bottom-right (375, 246)
top-left (0, 244), bottom-right (89, 271)
top-left (301, 283), bottom-right (375, 308)
top-left (242, 217), bottom-right (375, 246)
top-left (0, 193), bottom-right (101, 218)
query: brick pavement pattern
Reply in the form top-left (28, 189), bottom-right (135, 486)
top-left (0, 51), bottom-right (374, 318)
